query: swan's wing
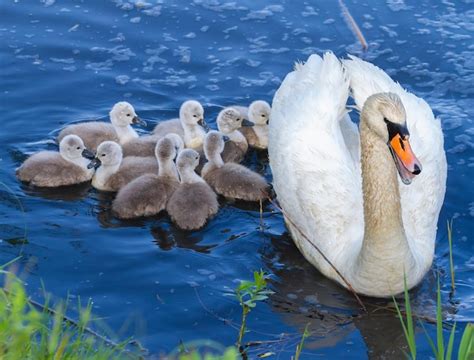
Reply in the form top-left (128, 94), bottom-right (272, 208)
top-left (343, 56), bottom-right (447, 268)
top-left (269, 52), bottom-right (364, 280)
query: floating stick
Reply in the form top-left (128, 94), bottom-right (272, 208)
top-left (339, 0), bottom-right (368, 51)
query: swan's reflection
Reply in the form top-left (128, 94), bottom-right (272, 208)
top-left (262, 233), bottom-right (413, 359)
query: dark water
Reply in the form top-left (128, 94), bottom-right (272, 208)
top-left (1, 0), bottom-right (473, 358)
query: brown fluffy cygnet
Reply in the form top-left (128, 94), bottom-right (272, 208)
top-left (238, 100), bottom-right (271, 149)
top-left (216, 107), bottom-right (253, 163)
top-left (16, 135), bottom-right (95, 187)
top-left (57, 102), bottom-right (146, 152)
top-left (88, 141), bottom-right (157, 192)
top-left (202, 131), bottom-right (269, 201)
top-left (112, 137), bottom-right (180, 219)
top-left (122, 132), bottom-right (184, 158)
top-left (152, 100), bottom-right (207, 151)
top-left (166, 149), bottom-right (218, 230)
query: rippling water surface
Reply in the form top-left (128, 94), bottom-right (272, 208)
top-left (1, 0), bottom-right (473, 358)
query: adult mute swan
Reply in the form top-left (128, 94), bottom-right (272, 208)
top-left (269, 53), bottom-right (446, 297)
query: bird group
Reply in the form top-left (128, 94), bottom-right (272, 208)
top-left (16, 100), bottom-right (271, 230)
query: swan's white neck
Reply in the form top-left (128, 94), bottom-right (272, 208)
top-left (92, 162), bottom-right (120, 190)
top-left (354, 120), bottom-right (416, 291)
top-left (206, 149), bottom-right (224, 169)
top-left (158, 157), bottom-right (178, 180)
top-left (182, 123), bottom-right (206, 149)
top-left (111, 115), bottom-right (139, 144)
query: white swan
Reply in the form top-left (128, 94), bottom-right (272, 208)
top-left (269, 52), bottom-right (446, 297)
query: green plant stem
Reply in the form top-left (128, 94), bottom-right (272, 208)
top-left (237, 306), bottom-right (249, 349)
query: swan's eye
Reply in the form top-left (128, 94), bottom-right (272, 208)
top-left (76, 146), bottom-right (81, 150)
top-left (126, 114), bottom-right (131, 117)
top-left (101, 154), bottom-right (106, 157)
top-left (193, 114), bottom-right (197, 118)
top-left (261, 114), bottom-right (265, 117)
top-left (383, 117), bottom-right (389, 124)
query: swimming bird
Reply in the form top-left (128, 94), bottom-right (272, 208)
top-left (166, 149), bottom-right (218, 230)
top-left (112, 137), bottom-right (180, 219)
top-left (216, 107), bottom-right (253, 163)
top-left (269, 52), bottom-right (446, 297)
top-left (122, 132), bottom-right (184, 158)
top-left (17, 135), bottom-right (95, 187)
top-left (152, 100), bottom-right (207, 151)
top-left (238, 100), bottom-right (271, 149)
top-left (202, 131), bottom-right (269, 201)
top-left (57, 102), bottom-right (146, 152)
top-left (88, 141), bottom-right (157, 192)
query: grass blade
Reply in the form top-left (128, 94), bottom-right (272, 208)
top-left (458, 323), bottom-right (473, 360)
top-left (436, 278), bottom-right (444, 360)
top-left (446, 323), bottom-right (456, 360)
top-left (447, 220), bottom-right (455, 294)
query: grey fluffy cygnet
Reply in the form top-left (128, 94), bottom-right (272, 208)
top-left (16, 135), bottom-right (95, 187)
top-left (57, 102), bottom-right (146, 152)
top-left (216, 107), bottom-right (253, 163)
top-left (166, 149), bottom-right (218, 230)
top-left (202, 131), bottom-right (269, 201)
top-left (88, 141), bottom-right (157, 192)
top-left (152, 100), bottom-right (207, 151)
top-left (122, 132), bottom-right (184, 158)
top-left (238, 100), bottom-right (271, 149)
top-left (112, 137), bottom-right (180, 219)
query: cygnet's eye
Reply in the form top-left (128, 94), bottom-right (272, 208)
top-left (193, 114), bottom-right (197, 118)
top-left (261, 114), bottom-right (265, 117)
top-left (76, 146), bottom-right (81, 150)
top-left (126, 114), bottom-right (131, 117)
top-left (236, 118), bottom-right (241, 121)
top-left (101, 154), bottom-right (106, 157)
top-left (195, 156), bottom-right (199, 160)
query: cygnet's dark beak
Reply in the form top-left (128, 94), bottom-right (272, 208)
top-left (87, 158), bottom-right (102, 170)
top-left (241, 119), bottom-right (255, 127)
top-left (81, 148), bottom-right (95, 160)
top-left (223, 135), bottom-right (231, 142)
top-left (132, 116), bottom-right (147, 127)
top-left (198, 117), bottom-right (209, 131)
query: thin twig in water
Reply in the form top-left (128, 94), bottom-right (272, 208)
top-left (265, 194), bottom-right (367, 312)
top-left (339, 0), bottom-right (368, 51)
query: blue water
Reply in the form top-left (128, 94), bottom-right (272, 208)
top-left (1, 0), bottom-right (473, 358)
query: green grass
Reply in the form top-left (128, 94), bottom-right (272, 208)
top-left (0, 268), bottom-right (140, 360)
top-left (447, 219), bottom-right (455, 294)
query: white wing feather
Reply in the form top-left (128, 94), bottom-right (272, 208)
top-left (269, 52), bottom-right (364, 281)
top-left (343, 55), bottom-right (447, 272)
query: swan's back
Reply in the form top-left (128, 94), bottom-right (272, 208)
top-left (269, 52), bottom-right (364, 280)
top-left (58, 122), bottom-right (118, 152)
top-left (343, 56), bottom-right (447, 269)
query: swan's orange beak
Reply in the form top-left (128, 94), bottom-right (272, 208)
top-left (389, 133), bottom-right (422, 185)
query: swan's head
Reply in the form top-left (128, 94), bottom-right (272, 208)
top-left (156, 137), bottom-right (177, 162)
top-left (165, 133), bottom-right (184, 156)
top-left (110, 102), bottom-right (146, 128)
top-left (176, 149), bottom-right (200, 172)
top-left (217, 107), bottom-right (253, 134)
top-left (248, 100), bottom-right (271, 125)
top-left (204, 130), bottom-right (228, 159)
top-left (88, 141), bottom-right (122, 170)
top-left (363, 93), bottom-right (422, 185)
top-left (59, 135), bottom-right (94, 161)
top-left (180, 100), bottom-right (206, 127)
